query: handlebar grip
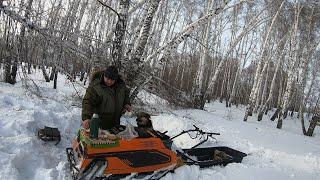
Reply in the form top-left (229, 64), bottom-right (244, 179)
top-left (161, 131), bottom-right (168, 134)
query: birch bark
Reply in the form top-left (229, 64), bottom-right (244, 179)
top-left (244, 0), bottom-right (285, 121)
top-left (126, 0), bottom-right (160, 89)
top-left (277, 2), bottom-right (302, 129)
top-left (257, 35), bottom-right (287, 121)
top-left (128, 0), bottom-right (160, 72)
top-left (112, 0), bottom-right (129, 70)
top-left (192, 0), bottom-right (213, 109)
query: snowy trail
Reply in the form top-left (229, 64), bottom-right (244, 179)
top-left (0, 81), bottom-right (81, 180)
top-left (0, 76), bottom-right (320, 179)
top-left (151, 105), bottom-right (320, 180)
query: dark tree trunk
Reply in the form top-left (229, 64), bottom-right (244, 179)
top-left (53, 70), bottom-right (58, 89)
top-left (244, 106), bottom-right (253, 121)
top-left (80, 71), bottom-right (85, 82)
top-left (27, 63), bottom-right (32, 74)
top-left (258, 102), bottom-right (270, 121)
top-left (0, 53), bottom-right (2, 70)
top-left (193, 93), bottom-right (206, 110)
top-left (258, 113), bottom-right (263, 121)
top-left (271, 108), bottom-right (281, 121)
top-left (4, 58), bottom-right (13, 84)
top-left (50, 66), bottom-right (56, 80)
top-left (276, 111), bottom-right (283, 129)
top-left (283, 111), bottom-right (288, 119)
top-left (41, 65), bottom-right (50, 82)
top-left (290, 110), bottom-right (294, 117)
top-left (10, 61), bottom-right (18, 84)
top-left (306, 116), bottom-right (319, 136)
top-left (4, 19), bottom-right (13, 84)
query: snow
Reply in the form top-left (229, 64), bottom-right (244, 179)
top-left (0, 70), bottom-right (320, 180)
top-left (154, 105), bottom-right (320, 180)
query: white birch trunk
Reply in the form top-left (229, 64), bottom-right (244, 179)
top-left (126, 0), bottom-right (160, 89)
top-left (145, 0), bottom-right (233, 65)
top-left (253, 60), bottom-right (269, 113)
top-left (112, 0), bottom-right (129, 70)
top-left (257, 36), bottom-right (287, 121)
top-left (297, 5), bottom-right (318, 134)
top-left (105, 0), bottom-right (148, 42)
top-left (277, 2), bottom-right (301, 129)
top-left (192, 0), bottom-right (213, 109)
top-left (130, 0), bottom-right (236, 100)
top-left (206, 11), bottom-right (266, 98)
top-left (244, 0), bottom-right (285, 121)
top-left (299, 42), bottom-right (319, 134)
top-left (229, 65), bottom-right (241, 104)
top-left (256, 60), bottom-right (270, 116)
top-left (132, 0), bottom-right (160, 62)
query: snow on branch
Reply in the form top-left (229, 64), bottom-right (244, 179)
top-left (142, 0), bottom-right (247, 66)
top-left (129, 0), bottom-right (246, 99)
top-left (206, 12), bottom-right (269, 94)
top-left (0, 3), bottom-right (90, 61)
top-left (128, 0), bottom-right (148, 15)
top-left (96, 0), bottom-right (121, 20)
top-left (104, 0), bottom-right (148, 43)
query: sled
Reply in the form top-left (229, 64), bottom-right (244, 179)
top-left (180, 146), bottom-right (247, 168)
top-left (66, 125), bottom-right (247, 179)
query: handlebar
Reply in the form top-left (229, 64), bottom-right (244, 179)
top-left (170, 125), bottom-right (220, 140)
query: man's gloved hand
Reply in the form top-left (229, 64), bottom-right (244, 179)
top-left (82, 119), bottom-right (90, 129)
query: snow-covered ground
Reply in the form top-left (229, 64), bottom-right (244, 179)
top-left (0, 70), bottom-right (320, 180)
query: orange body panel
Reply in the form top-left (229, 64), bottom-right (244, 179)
top-left (81, 159), bottom-right (93, 170)
top-left (78, 137), bottom-right (177, 175)
top-left (104, 148), bottom-right (177, 175)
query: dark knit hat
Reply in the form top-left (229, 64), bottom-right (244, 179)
top-left (104, 66), bottom-right (119, 80)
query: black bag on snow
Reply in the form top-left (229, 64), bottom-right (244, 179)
top-left (38, 126), bottom-right (61, 145)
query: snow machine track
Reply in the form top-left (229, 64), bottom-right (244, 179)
top-left (66, 148), bottom-right (80, 179)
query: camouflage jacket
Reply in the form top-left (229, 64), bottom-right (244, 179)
top-left (82, 72), bottom-right (130, 129)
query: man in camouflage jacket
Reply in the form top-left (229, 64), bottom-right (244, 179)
top-left (82, 66), bottom-right (131, 130)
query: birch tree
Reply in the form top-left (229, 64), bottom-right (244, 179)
top-left (192, 0), bottom-right (213, 109)
top-left (130, 0), bottom-right (242, 100)
top-left (112, 0), bottom-right (129, 70)
top-left (244, 0), bottom-right (285, 121)
top-left (257, 35), bottom-right (288, 121)
top-left (297, 5), bottom-right (319, 134)
top-left (276, 2), bottom-right (302, 129)
top-left (126, 0), bottom-right (161, 87)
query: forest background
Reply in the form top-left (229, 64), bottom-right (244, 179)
top-left (0, 0), bottom-right (320, 135)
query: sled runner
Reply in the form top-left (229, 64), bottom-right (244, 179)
top-left (66, 125), bottom-right (247, 179)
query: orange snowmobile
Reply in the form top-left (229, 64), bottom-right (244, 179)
top-left (66, 125), bottom-right (246, 179)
